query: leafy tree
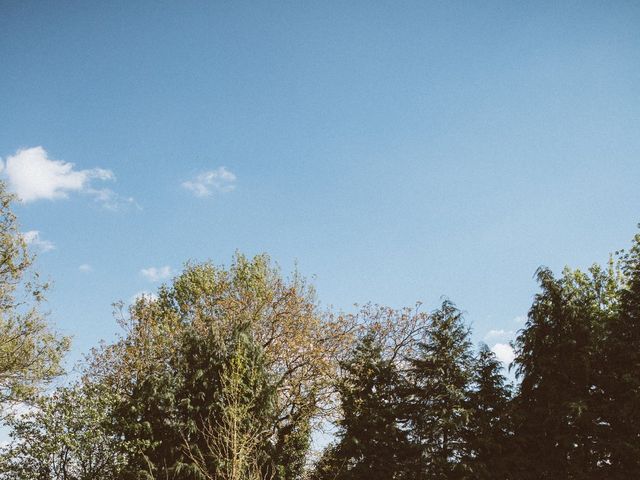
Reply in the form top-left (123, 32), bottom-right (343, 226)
top-left (405, 301), bottom-right (473, 479)
top-left (114, 358), bottom-right (184, 478)
top-left (89, 255), bottom-right (350, 478)
top-left (463, 344), bottom-right (512, 479)
top-left (0, 181), bottom-right (69, 406)
top-left (0, 382), bottom-right (134, 480)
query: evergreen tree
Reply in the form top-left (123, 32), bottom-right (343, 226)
top-left (117, 322), bottom-right (276, 480)
top-left (114, 324), bottom-right (224, 479)
top-left (271, 408), bottom-right (313, 480)
top-left (323, 333), bottom-right (409, 480)
top-left (604, 231), bottom-right (640, 477)
top-left (181, 323), bottom-right (276, 480)
top-left (405, 301), bottom-right (473, 479)
top-left (463, 344), bottom-right (512, 480)
top-left (512, 264), bottom-right (618, 479)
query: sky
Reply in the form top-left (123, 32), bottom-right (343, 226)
top-left (1, 0), bottom-right (639, 374)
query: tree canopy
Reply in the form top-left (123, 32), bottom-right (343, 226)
top-left (2, 197), bottom-right (640, 479)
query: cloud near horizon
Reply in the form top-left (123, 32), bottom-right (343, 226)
top-left (491, 343), bottom-right (515, 365)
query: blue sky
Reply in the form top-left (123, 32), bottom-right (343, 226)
top-left (1, 0), bottom-right (639, 372)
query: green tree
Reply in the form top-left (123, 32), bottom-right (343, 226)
top-left (512, 263), bottom-right (620, 479)
top-left (270, 407), bottom-right (312, 480)
top-left (0, 181), bottom-right (69, 406)
top-left (405, 301), bottom-right (473, 479)
top-left (90, 255), bottom-right (344, 478)
top-left (314, 333), bottom-right (410, 480)
top-left (181, 324), bottom-right (276, 480)
top-left (0, 382), bottom-right (134, 480)
top-left (603, 231), bottom-right (640, 477)
top-left (463, 344), bottom-right (512, 479)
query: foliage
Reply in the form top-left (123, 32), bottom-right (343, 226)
top-left (512, 262), bottom-right (621, 478)
top-left (0, 181), bottom-right (69, 406)
top-left (463, 344), bottom-right (513, 479)
top-left (0, 382), bottom-right (134, 479)
top-left (3, 208), bottom-right (640, 479)
top-left (602, 231), bottom-right (640, 477)
top-left (181, 324), bottom-right (276, 480)
top-left (87, 254), bottom-right (353, 478)
top-left (404, 301), bottom-right (474, 479)
top-left (321, 333), bottom-right (410, 480)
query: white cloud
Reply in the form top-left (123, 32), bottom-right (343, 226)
top-left (1, 146), bottom-right (136, 210)
top-left (140, 266), bottom-right (172, 282)
top-left (491, 343), bottom-right (515, 365)
top-left (3, 146), bottom-right (112, 201)
top-left (78, 263), bottom-right (92, 273)
top-left (23, 230), bottom-right (55, 252)
top-left (484, 329), bottom-right (514, 341)
top-left (513, 315), bottom-right (527, 324)
top-left (182, 167), bottom-right (236, 197)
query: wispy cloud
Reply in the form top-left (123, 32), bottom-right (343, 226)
top-left (182, 167), bottom-right (236, 198)
top-left (23, 230), bottom-right (55, 253)
top-left (78, 263), bottom-right (92, 273)
top-left (85, 186), bottom-right (140, 211)
top-left (140, 265), bottom-right (172, 282)
top-left (1, 146), bottom-right (136, 210)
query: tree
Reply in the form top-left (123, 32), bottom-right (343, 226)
top-left (318, 333), bottom-right (410, 480)
top-left (405, 301), bottom-right (473, 479)
top-left (0, 181), bottom-right (69, 407)
top-left (270, 406), bottom-right (312, 480)
top-left (512, 263), bottom-right (620, 479)
top-left (0, 382), bottom-right (134, 480)
top-left (463, 344), bottom-right (512, 479)
top-left (602, 231), bottom-right (640, 477)
top-left (182, 324), bottom-right (276, 480)
top-left (88, 254), bottom-right (352, 478)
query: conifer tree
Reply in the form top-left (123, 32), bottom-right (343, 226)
top-left (181, 323), bottom-right (276, 480)
top-left (405, 301), bottom-right (473, 479)
top-left (604, 231), bottom-right (640, 477)
top-left (464, 344), bottom-right (512, 479)
top-left (325, 333), bottom-right (409, 480)
top-left (512, 264), bottom-right (618, 479)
